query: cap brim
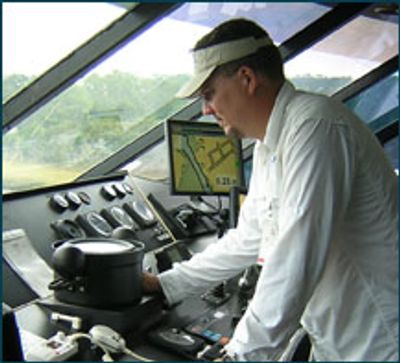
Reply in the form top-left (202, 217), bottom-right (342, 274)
top-left (175, 66), bottom-right (216, 99)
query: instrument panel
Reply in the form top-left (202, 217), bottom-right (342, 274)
top-left (2, 173), bottom-right (246, 362)
top-left (2, 173), bottom-right (192, 308)
top-left (45, 178), bottom-right (173, 252)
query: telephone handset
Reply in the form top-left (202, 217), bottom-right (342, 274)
top-left (146, 194), bottom-right (217, 240)
top-left (147, 193), bottom-right (189, 240)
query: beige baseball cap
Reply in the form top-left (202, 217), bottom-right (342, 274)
top-left (176, 35), bottom-right (273, 99)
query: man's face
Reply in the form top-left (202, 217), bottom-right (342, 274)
top-left (200, 70), bottom-right (249, 139)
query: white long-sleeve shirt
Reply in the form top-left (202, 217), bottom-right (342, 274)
top-left (159, 81), bottom-right (398, 361)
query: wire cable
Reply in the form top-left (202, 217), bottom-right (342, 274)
top-left (68, 330), bottom-right (154, 362)
top-left (124, 347), bottom-right (154, 362)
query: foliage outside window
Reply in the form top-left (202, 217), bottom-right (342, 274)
top-left (3, 3), bottom-right (398, 193)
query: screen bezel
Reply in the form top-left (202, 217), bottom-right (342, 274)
top-left (166, 119), bottom-right (245, 196)
top-left (229, 186), bottom-right (248, 228)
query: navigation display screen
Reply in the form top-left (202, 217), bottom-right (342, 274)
top-left (166, 120), bottom-right (244, 196)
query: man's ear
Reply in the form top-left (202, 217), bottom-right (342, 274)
top-left (237, 66), bottom-right (258, 95)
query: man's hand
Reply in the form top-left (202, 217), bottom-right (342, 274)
top-left (142, 271), bottom-right (162, 294)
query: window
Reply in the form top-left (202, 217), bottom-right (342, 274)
top-left (286, 9), bottom-right (398, 95)
top-left (4, 2), bottom-right (330, 193)
top-left (4, 3), bottom-right (397, 194)
top-left (2, 2), bottom-right (126, 101)
top-left (346, 71), bottom-right (399, 174)
top-left (345, 71), bottom-right (398, 132)
top-left (121, 2), bottom-right (331, 181)
top-left (383, 137), bottom-right (399, 173)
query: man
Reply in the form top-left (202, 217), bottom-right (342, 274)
top-left (143, 18), bottom-right (398, 361)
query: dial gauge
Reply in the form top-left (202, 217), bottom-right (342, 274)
top-left (77, 212), bottom-right (113, 237)
top-left (123, 199), bottom-right (157, 228)
top-left (102, 206), bottom-right (136, 229)
top-left (87, 212), bottom-right (113, 236)
top-left (110, 206), bottom-right (135, 228)
top-left (133, 201), bottom-right (155, 223)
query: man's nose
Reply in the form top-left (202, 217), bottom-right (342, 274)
top-left (202, 100), bottom-right (214, 115)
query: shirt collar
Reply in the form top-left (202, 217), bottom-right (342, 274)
top-left (262, 80), bottom-right (296, 152)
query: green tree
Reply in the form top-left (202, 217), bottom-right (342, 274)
top-left (2, 74), bottom-right (33, 101)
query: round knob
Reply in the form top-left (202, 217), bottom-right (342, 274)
top-left (52, 244), bottom-right (85, 279)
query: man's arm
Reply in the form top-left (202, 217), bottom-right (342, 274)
top-left (142, 183), bottom-right (264, 305)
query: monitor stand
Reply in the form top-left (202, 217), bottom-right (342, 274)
top-left (189, 196), bottom-right (217, 214)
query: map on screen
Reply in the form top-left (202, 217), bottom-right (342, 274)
top-left (166, 120), bottom-right (244, 195)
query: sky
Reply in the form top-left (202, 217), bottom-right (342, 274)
top-left (3, 2), bottom-right (396, 81)
top-left (2, 2), bottom-right (208, 78)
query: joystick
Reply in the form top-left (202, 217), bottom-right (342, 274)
top-left (201, 281), bottom-right (231, 306)
top-left (147, 327), bottom-right (205, 358)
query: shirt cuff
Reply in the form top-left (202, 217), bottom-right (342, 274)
top-left (158, 268), bottom-right (186, 306)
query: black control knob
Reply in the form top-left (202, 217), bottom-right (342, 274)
top-left (52, 244), bottom-right (86, 279)
top-left (65, 191), bottom-right (82, 209)
top-left (51, 219), bottom-right (85, 239)
top-left (211, 282), bottom-right (226, 298)
top-left (100, 185), bottom-right (117, 200)
top-left (49, 193), bottom-right (70, 213)
top-left (113, 183), bottom-right (127, 198)
top-left (78, 191), bottom-right (91, 205)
